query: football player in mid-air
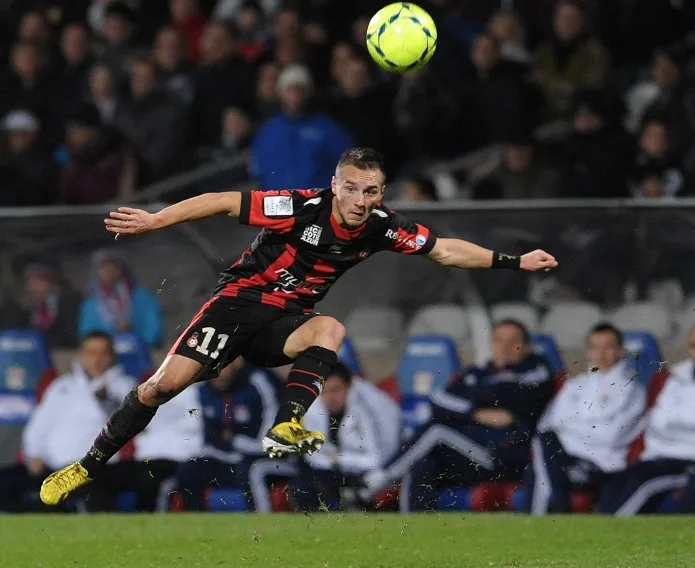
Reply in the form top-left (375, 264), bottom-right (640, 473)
top-left (40, 147), bottom-right (557, 505)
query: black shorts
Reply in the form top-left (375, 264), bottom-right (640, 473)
top-left (170, 295), bottom-right (316, 374)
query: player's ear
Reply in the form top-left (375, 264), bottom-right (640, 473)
top-left (331, 176), bottom-right (337, 195)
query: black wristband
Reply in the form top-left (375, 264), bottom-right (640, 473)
top-left (491, 252), bottom-right (521, 270)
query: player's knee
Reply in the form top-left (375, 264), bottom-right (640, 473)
top-left (310, 317), bottom-right (345, 352)
top-left (138, 372), bottom-right (182, 406)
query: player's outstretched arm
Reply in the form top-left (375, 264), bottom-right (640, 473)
top-left (104, 192), bottom-right (242, 238)
top-left (426, 238), bottom-right (558, 271)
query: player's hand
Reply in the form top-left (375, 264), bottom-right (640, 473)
top-left (104, 207), bottom-right (157, 240)
top-left (520, 249), bottom-right (558, 272)
top-left (473, 408), bottom-right (514, 429)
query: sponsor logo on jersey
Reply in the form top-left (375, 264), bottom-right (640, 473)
top-left (300, 224), bottom-right (322, 246)
top-left (358, 250), bottom-right (370, 259)
top-left (385, 229), bottom-right (423, 251)
top-left (187, 332), bottom-right (199, 348)
top-left (263, 195), bottom-right (293, 216)
top-left (273, 268), bottom-right (335, 294)
top-left (328, 244), bottom-right (342, 254)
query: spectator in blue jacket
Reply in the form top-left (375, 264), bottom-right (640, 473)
top-left (250, 63), bottom-right (354, 190)
top-left (362, 320), bottom-right (555, 511)
top-left (78, 249), bottom-right (162, 347)
top-left (176, 357), bottom-right (283, 511)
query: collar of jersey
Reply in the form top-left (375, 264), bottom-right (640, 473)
top-left (330, 212), bottom-right (367, 240)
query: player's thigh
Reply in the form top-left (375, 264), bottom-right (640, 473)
top-left (241, 312), bottom-right (318, 368)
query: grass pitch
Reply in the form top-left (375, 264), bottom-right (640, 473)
top-left (2, 513), bottom-right (693, 568)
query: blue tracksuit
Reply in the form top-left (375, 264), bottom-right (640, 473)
top-left (250, 112), bottom-right (354, 190)
top-left (378, 353), bottom-right (554, 511)
top-left (176, 364), bottom-right (282, 510)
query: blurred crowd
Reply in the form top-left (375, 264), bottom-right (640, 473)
top-left (0, 0), bottom-right (694, 206)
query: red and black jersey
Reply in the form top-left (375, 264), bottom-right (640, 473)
top-left (215, 188), bottom-right (438, 313)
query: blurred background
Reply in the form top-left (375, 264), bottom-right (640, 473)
top-left (1, 0), bottom-right (695, 516)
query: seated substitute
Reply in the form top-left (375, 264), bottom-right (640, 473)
top-left (602, 325), bottom-right (695, 515)
top-left (291, 361), bottom-right (401, 512)
top-left (528, 323), bottom-right (647, 514)
top-left (176, 357), bottom-right (283, 511)
top-left (362, 320), bottom-right (555, 512)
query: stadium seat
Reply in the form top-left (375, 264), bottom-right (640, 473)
top-left (397, 335), bottom-right (460, 430)
top-left (344, 306), bottom-right (404, 352)
top-left (609, 302), bottom-right (673, 341)
top-left (540, 301), bottom-right (604, 348)
top-left (531, 333), bottom-right (567, 392)
top-left (622, 330), bottom-right (666, 388)
top-left (113, 332), bottom-right (155, 382)
top-left (438, 488), bottom-right (471, 511)
top-left (490, 303), bottom-right (539, 332)
top-left (338, 336), bottom-right (362, 376)
top-left (206, 488), bottom-right (249, 512)
top-left (406, 303), bottom-right (470, 343)
top-left (0, 329), bottom-right (57, 466)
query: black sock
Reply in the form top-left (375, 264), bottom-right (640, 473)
top-left (80, 388), bottom-right (157, 476)
top-left (274, 346), bottom-right (338, 426)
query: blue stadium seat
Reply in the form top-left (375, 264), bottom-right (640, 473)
top-left (113, 332), bottom-right (154, 382)
top-left (438, 487), bottom-right (471, 511)
top-left (397, 336), bottom-right (461, 430)
top-left (338, 336), bottom-right (362, 376)
top-left (117, 491), bottom-right (138, 512)
top-left (207, 488), bottom-right (249, 512)
top-left (531, 334), bottom-right (565, 375)
top-left (0, 329), bottom-right (55, 426)
top-left (622, 331), bottom-right (663, 387)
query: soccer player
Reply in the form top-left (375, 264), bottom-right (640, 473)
top-left (39, 147), bottom-right (557, 505)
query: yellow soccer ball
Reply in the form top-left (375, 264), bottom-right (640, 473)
top-left (366, 2), bottom-right (437, 73)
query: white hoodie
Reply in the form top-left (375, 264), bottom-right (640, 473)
top-left (22, 363), bottom-right (136, 470)
top-left (303, 381), bottom-right (401, 475)
top-left (539, 360), bottom-right (647, 472)
top-left (641, 359), bottom-right (695, 462)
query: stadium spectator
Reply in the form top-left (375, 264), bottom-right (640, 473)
top-left (114, 56), bottom-right (189, 184)
top-left (153, 26), bottom-right (198, 107)
top-left (254, 61), bottom-right (280, 119)
top-left (0, 109), bottom-right (57, 206)
top-left (487, 11), bottom-right (531, 65)
top-left (1, 39), bottom-right (60, 145)
top-left (399, 176), bottom-right (439, 202)
top-left (169, 0), bottom-right (208, 65)
top-left (92, 2), bottom-right (141, 75)
top-left (78, 249), bottom-right (162, 347)
top-left (327, 54), bottom-right (394, 160)
top-left (250, 63), bottom-right (353, 190)
top-left (176, 357), bottom-right (282, 511)
top-left (0, 332), bottom-right (137, 512)
top-left (194, 20), bottom-right (254, 147)
top-left (214, 0), bottom-right (279, 22)
top-left (600, 325), bottom-right (695, 515)
top-left (87, 62), bottom-right (119, 124)
top-left (234, 0), bottom-right (269, 64)
top-left (630, 119), bottom-right (685, 199)
top-left (532, 0), bottom-right (610, 121)
top-left (528, 323), bottom-right (647, 515)
top-left (472, 132), bottom-right (558, 200)
top-left (18, 258), bottom-right (82, 348)
top-left (464, 33), bottom-right (540, 147)
top-left (291, 361), bottom-right (401, 512)
top-left (554, 89), bottom-right (634, 198)
top-left (58, 23), bottom-right (94, 119)
top-left (60, 102), bottom-right (137, 204)
top-left (362, 320), bottom-right (554, 512)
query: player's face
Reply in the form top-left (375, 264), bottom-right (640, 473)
top-left (331, 165), bottom-right (385, 228)
top-left (491, 323), bottom-right (528, 368)
top-left (321, 376), bottom-right (349, 415)
top-left (587, 331), bottom-right (624, 372)
top-left (687, 327), bottom-right (695, 361)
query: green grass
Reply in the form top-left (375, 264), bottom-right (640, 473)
top-left (1, 513), bottom-right (694, 568)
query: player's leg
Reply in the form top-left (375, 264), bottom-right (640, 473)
top-left (243, 314), bottom-right (345, 457)
top-left (40, 354), bottom-right (205, 506)
top-left (528, 431), bottom-right (575, 515)
top-left (40, 296), bottom-right (252, 506)
top-left (675, 470), bottom-right (695, 513)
